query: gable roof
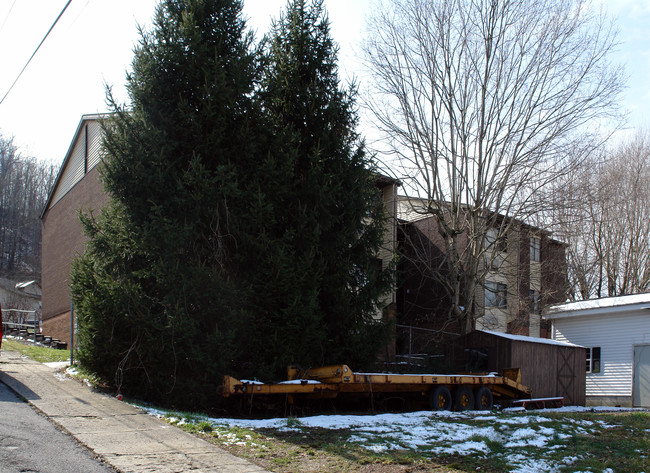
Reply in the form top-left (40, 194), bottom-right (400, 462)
top-left (544, 293), bottom-right (650, 320)
top-left (394, 196), bottom-right (565, 247)
top-left (40, 113), bottom-right (110, 218)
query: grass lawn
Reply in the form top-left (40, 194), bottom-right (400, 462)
top-left (143, 406), bottom-right (650, 473)
top-left (1, 338), bottom-right (71, 363)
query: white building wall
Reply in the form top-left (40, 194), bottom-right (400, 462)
top-left (552, 311), bottom-right (650, 399)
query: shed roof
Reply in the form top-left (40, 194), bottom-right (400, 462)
top-left (544, 293), bottom-right (650, 320)
top-left (0, 278), bottom-right (40, 301)
top-left (15, 280), bottom-right (39, 289)
top-left (477, 330), bottom-right (583, 348)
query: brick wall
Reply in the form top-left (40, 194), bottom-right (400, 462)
top-left (397, 217), bottom-right (464, 333)
top-left (41, 165), bottom-right (109, 333)
top-left (41, 311), bottom-right (73, 348)
top-left (397, 215), bottom-right (568, 342)
top-left (540, 237), bottom-right (568, 337)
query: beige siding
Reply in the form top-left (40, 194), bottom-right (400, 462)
top-left (477, 308), bottom-right (508, 332)
top-left (529, 258), bottom-right (542, 337)
top-left (530, 261), bottom-right (541, 291)
top-left (375, 182), bottom-right (398, 320)
top-left (529, 316), bottom-right (541, 338)
top-left (479, 226), bottom-right (519, 333)
top-left (49, 120), bottom-right (103, 208)
top-left (379, 183), bottom-right (397, 271)
top-left (87, 119), bottom-right (104, 169)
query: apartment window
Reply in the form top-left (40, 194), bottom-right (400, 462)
top-left (529, 289), bottom-right (540, 314)
top-left (485, 281), bottom-right (507, 308)
top-left (530, 237), bottom-right (541, 262)
top-left (490, 253), bottom-right (505, 270)
top-left (486, 228), bottom-right (507, 253)
top-left (586, 347), bottom-right (601, 374)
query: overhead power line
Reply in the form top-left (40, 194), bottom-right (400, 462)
top-left (0, 0), bottom-right (73, 107)
top-left (0, 0), bottom-right (19, 36)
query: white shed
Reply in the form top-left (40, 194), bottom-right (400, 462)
top-left (544, 294), bottom-right (650, 407)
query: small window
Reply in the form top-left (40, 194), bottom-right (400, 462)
top-left (485, 281), bottom-right (507, 308)
top-left (530, 237), bottom-right (541, 262)
top-left (586, 347), bottom-right (601, 374)
top-left (529, 289), bottom-right (540, 314)
top-left (486, 228), bottom-right (507, 253)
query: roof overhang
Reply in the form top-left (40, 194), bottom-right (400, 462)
top-left (544, 293), bottom-right (650, 320)
top-left (374, 172), bottom-right (401, 187)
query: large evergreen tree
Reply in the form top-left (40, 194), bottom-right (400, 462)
top-left (71, 0), bottom-right (393, 407)
top-left (232, 0), bottom-right (393, 377)
top-left (71, 0), bottom-right (258, 407)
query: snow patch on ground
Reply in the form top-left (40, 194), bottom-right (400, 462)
top-left (52, 371), bottom-right (68, 382)
top-left (139, 405), bottom-right (645, 473)
top-left (507, 453), bottom-right (557, 473)
top-left (44, 361), bottom-right (70, 369)
top-left (505, 427), bottom-right (550, 448)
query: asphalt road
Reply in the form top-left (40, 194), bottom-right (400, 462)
top-left (0, 381), bottom-right (115, 473)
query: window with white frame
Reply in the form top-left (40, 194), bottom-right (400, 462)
top-left (530, 237), bottom-right (541, 262)
top-left (586, 347), bottom-right (601, 373)
top-left (485, 281), bottom-right (507, 308)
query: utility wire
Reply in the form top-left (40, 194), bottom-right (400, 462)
top-left (0, 0), bottom-right (18, 36)
top-left (0, 0), bottom-right (73, 107)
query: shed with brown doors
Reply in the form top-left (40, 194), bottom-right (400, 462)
top-left (450, 330), bottom-right (586, 405)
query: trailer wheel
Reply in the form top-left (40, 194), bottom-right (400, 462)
top-left (429, 386), bottom-right (452, 411)
top-left (474, 386), bottom-right (493, 410)
top-left (454, 386), bottom-right (475, 411)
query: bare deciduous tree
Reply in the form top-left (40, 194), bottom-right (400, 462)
top-left (363, 0), bottom-right (624, 333)
top-left (553, 130), bottom-right (650, 300)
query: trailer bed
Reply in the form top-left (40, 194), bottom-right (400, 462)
top-left (222, 364), bottom-right (532, 411)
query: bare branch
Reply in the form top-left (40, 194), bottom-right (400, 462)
top-left (363, 0), bottom-right (624, 332)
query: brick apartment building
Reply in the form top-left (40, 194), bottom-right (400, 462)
top-left (40, 115), bottom-right (110, 345)
top-left (42, 114), bottom-right (566, 352)
top-left (396, 196), bottom-right (568, 347)
top-left (40, 114), bottom-right (400, 347)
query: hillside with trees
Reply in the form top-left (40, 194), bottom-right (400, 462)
top-left (550, 130), bottom-right (650, 300)
top-left (0, 134), bottom-right (56, 280)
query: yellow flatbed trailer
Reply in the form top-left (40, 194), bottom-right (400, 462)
top-left (222, 364), bottom-right (532, 411)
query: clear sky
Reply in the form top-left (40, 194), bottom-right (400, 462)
top-left (0, 0), bottom-right (647, 165)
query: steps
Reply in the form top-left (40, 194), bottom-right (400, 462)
top-left (2, 325), bottom-right (67, 350)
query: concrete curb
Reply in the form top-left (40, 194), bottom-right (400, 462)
top-left (0, 351), bottom-right (269, 473)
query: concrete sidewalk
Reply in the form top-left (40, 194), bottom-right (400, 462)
top-left (0, 350), bottom-right (269, 473)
